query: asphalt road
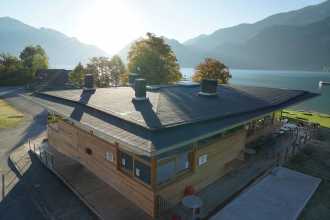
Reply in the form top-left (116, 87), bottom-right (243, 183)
top-left (0, 87), bottom-right (97, 220)
top-left (0, 87), bottom-right (47, 172)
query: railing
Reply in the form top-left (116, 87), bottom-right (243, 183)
top-left (0, 169), bottom-right (18, 201)
top-left (28, 141), bottom-right (55, 170)
top-left (156, 195), bottom-right (173, 216)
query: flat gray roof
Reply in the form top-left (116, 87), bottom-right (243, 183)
top-left (32, 84), bottom-right (318, 157)
top-left (210, 167), bottom-right (321, 220)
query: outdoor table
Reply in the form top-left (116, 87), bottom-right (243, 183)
top-left (283, 123), bottom-right (298, 129)
top-left (182, 195), bottom-right (203, 220)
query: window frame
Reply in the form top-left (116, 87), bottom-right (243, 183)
top-left (105, 151), bottom-right (115, 163)
top-left (117, 149), bottom-right (152, 188)
top-left (156, 150), bottom-right (193, 186)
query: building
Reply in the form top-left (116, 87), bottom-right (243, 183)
top-left (32, 77), bottom-right (318, 218)
top-left (35, 69), bottom-right (70, 86)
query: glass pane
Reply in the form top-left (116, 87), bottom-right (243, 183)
top-left (177, 152), bottom-right (189, 172)
top-left (134, 160), bottom-right (151, 184)
top-left (120, 152), bottom-right (133, 171)
top-left (157, 159), bottom-right (175, 184)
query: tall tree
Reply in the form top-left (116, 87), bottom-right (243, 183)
top-left (192, 58), bottom-right (231, 84)
top-left (69, 62), bottom-right (85, 87)
top-left (19, 45), bottom-right (48, 77)
top-left (86, 57), bottom-right (111, 87)
top-left (109, 55), bottom-right (126, 86)
top-left (0, 53), bottom-right (27, 85)
top-left (127, 33), bottom-right (181, 84)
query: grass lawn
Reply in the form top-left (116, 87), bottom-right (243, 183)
top-left (282, 110), bottom-right (330, 128)
top-left (0, 99), bottom-right (24, 128)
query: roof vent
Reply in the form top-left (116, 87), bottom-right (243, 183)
top-left (128, 73), bottom-right (141, 86)
top-left (199, 79), bottom-right (218, 96)
top-left (84, 74), bottom-right (95, 91)
top-left (133, 79), bottom-right (147, 101)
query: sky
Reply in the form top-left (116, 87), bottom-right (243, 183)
top-left (0, 0), bottom-right (325, 54)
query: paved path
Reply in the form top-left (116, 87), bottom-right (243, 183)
top-left (0, 88), bottom-right (97, 220)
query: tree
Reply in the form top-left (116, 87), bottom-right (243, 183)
top-left (86, 57), bottom-right (112, 87)
top-left (69, 62), bottom-right (85, 87)
top-left (109, 55), bottom-right (126, 86)
top-left (192, 58), bottom-right (231, 84)
top-left (19, 45), bottom-right (48, 77)
top-left (0, 53), bottom-right (29, 86)
top-left (127, 33), bottom-right (181, 84)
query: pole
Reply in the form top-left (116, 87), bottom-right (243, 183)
top-left (45, 153), bottom-right (48, 167)
top-left (1, 174), bottom-right (5, 199)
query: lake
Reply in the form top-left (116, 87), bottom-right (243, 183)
top-left (181, 68), bottom-right (330, 114)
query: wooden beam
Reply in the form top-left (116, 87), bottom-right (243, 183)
top-left (115, 143), bottom-right (120, 171)
top-left (150, 158), bottom-right (157, 190)
top-left (191, 147), bottom-right (197, 173)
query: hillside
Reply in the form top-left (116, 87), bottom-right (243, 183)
top-left (0, 17), bottom-right (108, 68)
top-left (212, 16), bottom-right (330, 70)
top-left (184, 0), bottom-right (330, 51)
top-left (118, 0), bottom-right (330, 70)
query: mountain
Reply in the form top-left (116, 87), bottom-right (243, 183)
top-left (184, 0), bottom-right (330, 51)
top-left (117, 0), bottom-right (330, 70)
top-left (213, 17), bottom-right (330, 70)
top-left (0, 17), bottom-right (108, 68)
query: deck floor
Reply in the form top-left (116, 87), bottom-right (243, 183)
top-left (42, 145), bottom-right (152, 220)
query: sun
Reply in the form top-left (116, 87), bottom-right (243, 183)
top-left (75, 0), bottom-right (145, 54)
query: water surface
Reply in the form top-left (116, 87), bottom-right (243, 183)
top-left (181, 68), bottom-right (330, 114)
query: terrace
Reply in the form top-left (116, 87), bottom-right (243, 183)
top-left (163, 118), bottom-right (319, 219)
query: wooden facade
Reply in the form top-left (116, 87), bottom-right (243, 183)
top-left (47, 111), bottom-right (279, 218)
top-left (48, 120), bottom-right (156, 217)
top-left (156, 129), bottom-right (246, 205)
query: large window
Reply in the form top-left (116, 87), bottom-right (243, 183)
top-left (118, 150), bottom-right (151, 185)
top-left (134, 160), bottom-right (151, 184)
top-left (119, 151), bottom-right (133, 173)
top-left (157, 151), bottom-right (191, 185)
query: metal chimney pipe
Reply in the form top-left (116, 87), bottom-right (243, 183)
top-left (133, 79), bottom-right (147, 101)
top-left (199, 79), bottom-right (218, 96)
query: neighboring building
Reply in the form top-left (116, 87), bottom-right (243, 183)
top-left (35, 69), bottom-right (70, 86)
top-left (32, 78), bottom-right (318, 218)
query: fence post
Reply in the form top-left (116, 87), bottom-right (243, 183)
top-left (39, 147), bottom-right (42, 161)
top-left (45, 152), bottom-right (48, 167)
top-left (1, 174), bottom-right (5, 200)
top-left (51, 155), bottom-right (55, 170)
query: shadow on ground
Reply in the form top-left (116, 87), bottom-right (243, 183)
top-left (285, 127), bottom-right (330, 220)
top-left (0, 152), bottom-right (97, 220)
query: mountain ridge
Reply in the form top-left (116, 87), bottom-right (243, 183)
top-left (0, 16), bottom-right (108, 69)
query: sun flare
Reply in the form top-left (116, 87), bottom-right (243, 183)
top-left (76, 0), bottom-right (145, 53)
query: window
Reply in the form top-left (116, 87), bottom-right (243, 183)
top-left (177, 152), bottom-right (190, 172)
top-left (134, 160), bottom-right (151, 184)
top-left (105, 151), bottom-right (114, 162)
top-left (157, 158), bottom-right (176, 184)
top-left (119, 151), bottom-right (133, 172)
top-left (157, 151), bottom-right (191, 185)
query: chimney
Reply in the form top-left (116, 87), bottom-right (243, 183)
top-left (128, 73), bottom-right (141, 86)
top-left (199, 79), bottom-right (218, 96)
top-left (133, 79), bottom-right (147, 101)
top-left (84, 74), bottom-right (95, 91)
